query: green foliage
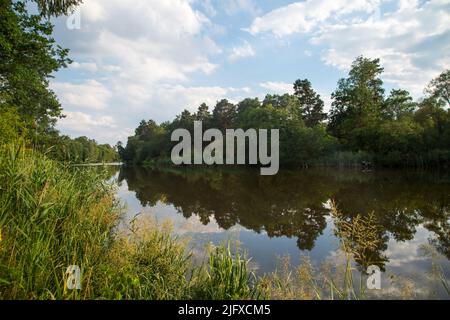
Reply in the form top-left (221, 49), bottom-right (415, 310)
top-left (58, 136), bottom-right (118, 163)
top-left (0, 141), bottom-right (120, 299)
top-left (382, 89), bottom-right (417, 121)
top-left (0, 144), bottom-right (257, 300)
top-left (119, 120), bottom-right (167, 164)
top-left (122, 93), bottom-right (336, 167)
top-left (0, 106), bottom-right (25, 143)
top-left (294, 79), bottom-right (327, 127)
top-left (328, 56), bottom-right (385, 149)
top-left (0, 1), bottom-right (71, 131)
top-left (93, 219), bottom-right (191, 300)
top-left (426, 69), bottom-right (450, 108)
top-left (212, 99), bottom-right (237, 130)
top-left (34, 0), bottom-right (83, 17)
top-left (0, 142), bottom-right (234, 300)
top-left (191, 244), bottom-right (261, 300)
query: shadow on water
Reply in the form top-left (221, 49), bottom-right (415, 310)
top-left (114, 166), bottom-right (450, 273)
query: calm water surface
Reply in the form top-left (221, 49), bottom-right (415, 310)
top-left (106, 166), bottom-right (450, 297)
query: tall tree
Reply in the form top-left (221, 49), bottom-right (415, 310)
top-left (195, 103), bottom-right (212, 123)
top-left (293, 79), bottom-right (327, 127)
top-left (212, 99), bottom-right (237, 130)
top-left (426, 69), bottom-right (450, 107)
top-left (328, 56), bottom-right (385, 149)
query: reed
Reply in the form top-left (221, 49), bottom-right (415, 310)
top-left (190, 243), bottom-right (261, 300)
top-left (0, 141), bottom-right (120, 299)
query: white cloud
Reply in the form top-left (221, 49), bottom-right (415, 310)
top-left (52, 80), bottom-right (112, 110)
top-left (60, 0), bottom-right (221, 86)
top-left (81, 1), bottom-right (107, 22)
top-left (259, 81), bottom-right (294, 95)
top-left (148, 85), bottom-right (252, 119)
top-left (314, 0), bottom-right (450, 96)
top-left (60, 111), bottom-right (116, 130)
top-left (249, 0), bottom-right (450, 97)
top-left (71, 61), bottom-right (98, 72)
top-left (58, 111), bottom-right (134, 143)
top-left (228, 41), bottom-right (255, 61)
top-left (70, 61), bottom-right (124, 73)
top-left (248, 0), bottom-right (381, 37)
top-left (199, 0), bottom-right (217, 17)
top-left (52, 0), bottom-right (224, 143)
top-left (223, 0), bottom-right (261, 16)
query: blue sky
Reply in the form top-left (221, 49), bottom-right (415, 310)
top-left (49, 0), bottom-right (450, 144)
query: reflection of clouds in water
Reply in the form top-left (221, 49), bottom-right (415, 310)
top-left (385, 225), bottom-right (429, 268)
top-left (319, 247), bottom-right (441, 299)
top-left (322, 224), bottom-right (450, 298)
top-left (174, 214), bottom-right (244, 235)
top-left (118, 179), bottom-right (246, 235)
top-left (140, 203), bottom-right (246, 236)
top-left (115, 166), bottom-right (450, 296)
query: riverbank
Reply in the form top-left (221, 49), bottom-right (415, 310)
top-left (0, 141), bottom-right (259, 299)
top-left (1, 142), bottom-right (448, 299)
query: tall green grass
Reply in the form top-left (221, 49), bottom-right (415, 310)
top-left (0, 141), bottom-right (121, 299)
top-left (0, 141), bottom-right (261, 299)
top-left (190, 243), bottom-right (261, 300)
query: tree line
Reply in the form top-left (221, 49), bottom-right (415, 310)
top-left (120, 58), bottom-right (450, 168)
top-left (0, 0), bottom-right (118, 163)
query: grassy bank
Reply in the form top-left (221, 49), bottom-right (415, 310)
top-left (0, 142), bottom-right (448, 300)
top-left (0, 141), bottom-right (121, 299)
top-left (0, 141), bottom-right (259, 299)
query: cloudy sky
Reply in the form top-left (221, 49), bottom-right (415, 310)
top-left (49, 0), bottom-right (450, 144)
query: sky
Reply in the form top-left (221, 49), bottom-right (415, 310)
top-left (48, 0), bottom-right (450, 145)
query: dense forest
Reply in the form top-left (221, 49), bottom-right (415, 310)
top-left (0, 0), bottom-right (117, 163)
top-left (120, 60), bottom-right (450, 168)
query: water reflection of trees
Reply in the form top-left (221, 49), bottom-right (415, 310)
top-left (119, 167), bottom-right (450, 267)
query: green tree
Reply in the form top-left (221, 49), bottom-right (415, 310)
top-left (426, 69), bottom-right (450, 107)
top-left (0, 1), bottom-right (71, 132)
top-left (172, 110), bottom-right (195, 132)
top-left (382, 89), bottom-right (416, 120)
top-left (236, 98), bottom-right (260, 117)
top-left (195, 103), bottom-right (212, 128)
top-left (262, 94), bottom-right (301, 117)
top-left (212, 99), bottom-right (236, 130)
top-left (414, 97), bottom-right (449, 152)
top-left (293, 79), bottom-right (327, 127)
top-left (328, 56), bottom-right (385, 150)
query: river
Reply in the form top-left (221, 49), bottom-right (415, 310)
top-left (103, 165), bottom-right (450, 298)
